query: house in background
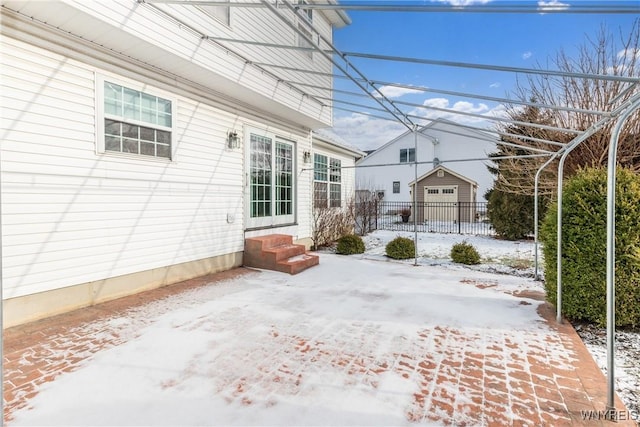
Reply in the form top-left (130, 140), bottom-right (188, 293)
top-left (1, 1), bottom-right (350, 327)
top-left (408, 166), bottom-right (479, 223)
top-left (355, 119), bottom-right (497, 205)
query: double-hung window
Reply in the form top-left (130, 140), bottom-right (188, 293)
top-left (400, 148), bottom-right (415, 163)
top-left (314, 154), bottom-right (341, 208)
top-left (101, 79), bottom-right (173, 159)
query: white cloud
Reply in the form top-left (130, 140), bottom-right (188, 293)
top-left (330, 113), bottom-right (407, 151)
top-left (617, 47), bottom-right (640, 62)
top-left (607, 48), bottom-right (640, 75)
top-left (522, 51), bottom-right (533, 60)
top-left (373, 85), bottom-right (424, 99)
top-left (410, 97), bottom-right (506, 124)
top-left (489, 82), bottom-right (501, 88)
top-left (538, 0), bottom-right (570, 12)
top-left (330, 97), bottom-right (508, 151)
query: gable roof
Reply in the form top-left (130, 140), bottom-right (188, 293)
top-left (356, 118), bottom-right (498, 165)
top-left (312, 132), bottom-right (366, 158)
top-left (408, 165), bottom-right (478, 187)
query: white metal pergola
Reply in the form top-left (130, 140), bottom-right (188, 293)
top-left (43, 0), bottom-right (640, 417)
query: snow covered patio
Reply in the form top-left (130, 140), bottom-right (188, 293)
top-left (3, 239), bottom-right (635, 426)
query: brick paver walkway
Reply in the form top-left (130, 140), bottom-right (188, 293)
top-left (2, 266), bottom-right (636, 426)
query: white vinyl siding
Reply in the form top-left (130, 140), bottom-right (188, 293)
top-left (1, 36), bottom-right (250, 299)
top-left (55, 0), bottom-right (334, 125)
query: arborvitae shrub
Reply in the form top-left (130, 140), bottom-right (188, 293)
top-left (486, 188), bottom-right (540, 240)
top-left (540, 167), bottom-right (640, 328)
top-left (336, 234), bottom-right (365, 255)
top-left (385, 236), bottom-right (415, 259)
top-left (450, 241), bottom-right (481, 265)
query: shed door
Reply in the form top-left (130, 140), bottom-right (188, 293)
top-left (424, 185), bottom-right (458, 221)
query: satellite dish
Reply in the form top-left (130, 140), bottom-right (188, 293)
top-left (433, 157), bottom-right (441, 166)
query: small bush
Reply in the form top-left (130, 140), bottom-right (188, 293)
top-left (386, 236), bottom-right (415, 259)
top-left (336, 234), bottom-right (365, 255)
top-left (450, 241), bottom-right (481, 265)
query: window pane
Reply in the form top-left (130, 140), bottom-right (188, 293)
top-left (104, 119), bottom-right (121, 136)
top-left (105, 136), bottom-right (121, 152)
top-left (141, 109), bottom-right (156, 124)
top-left (139, 126), bottom-right (155, 142)
top-left (156, 130), bottom-right (171, 144)
top-left (158, 113), bottom-right (172, 127)
top-left (156, 144), bottom-right (171, 158)
top-left (104, 82), bottom-right (121, 101)
top-left (400, 149), bottom-right (407, 163)
top-left (140, 142), bottom-right (155, 156)
top-left (104, 98), bottom-right (121, 116)
top-left (123, 138), bottom-right (139, 154)
top-left (141, 93), bottom-right (156, 110)
top-left (158, 99), bottom-right (172, 114)
top-left (122, 124), bottom-right (138, 139)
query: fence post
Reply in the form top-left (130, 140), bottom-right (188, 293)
top-left (457, 203), bottom-right (461, 234)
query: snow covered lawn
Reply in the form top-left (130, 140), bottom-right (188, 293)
top-left (8, 230), bottom-right (638, 425)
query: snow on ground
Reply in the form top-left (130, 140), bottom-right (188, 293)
top-left (8, 230), bottom-right (638, 425)
top-left (349, 230), bottom-right (638, 416)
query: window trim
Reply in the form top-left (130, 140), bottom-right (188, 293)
top-left (96, 74), bottom-right (177, 161)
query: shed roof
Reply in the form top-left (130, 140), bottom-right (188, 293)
top-left (408, 165), bottom-right (478, 187)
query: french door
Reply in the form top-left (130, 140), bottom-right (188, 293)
top-left (246, 130), bottom-right (295, 229)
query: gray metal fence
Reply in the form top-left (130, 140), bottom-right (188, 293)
top-left (370, 201), bottom-right (494, 235)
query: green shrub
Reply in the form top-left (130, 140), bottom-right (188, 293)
top-left (336, 234), bottom-right (365, 255)
top-left (385, 236), bottom-right (415, 259)
top-left (450, 241), bottom-right (481, 265)
top-left (486, 188), bottom-right (546, 240)
top-left (540, 167), bottom-right (640, 328)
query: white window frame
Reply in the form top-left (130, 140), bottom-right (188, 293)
top-left (96, 75), bottom-right (176, 161)
top-left (245, 127), bottom-right (296, 229)
top-left (314, 153), bottom-right (342, 208)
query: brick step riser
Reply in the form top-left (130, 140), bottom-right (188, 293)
top-left (276, 254), bottom-right (320, 275)
top-left (264, 245), bottom-right (306, 262)
top-left (245, 235), bottom-right (293, 252)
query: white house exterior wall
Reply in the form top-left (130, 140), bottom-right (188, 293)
top-left (356, 122), bottom-right (496, 203)
top-left (1, 0), bottom-right (335, 129)
top-left (1, 21), bottom-right (316, 326)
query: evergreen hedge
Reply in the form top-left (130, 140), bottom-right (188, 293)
top-left (540, 167), bottom-right (640, 328)
top-left (486, 188), bottom-right (538, 240)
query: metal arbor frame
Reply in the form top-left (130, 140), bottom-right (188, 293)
top-left (140, 0), bottom-right (639, 415)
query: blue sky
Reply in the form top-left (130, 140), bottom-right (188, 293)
top-left (325, 0), bottom-right (640, 150)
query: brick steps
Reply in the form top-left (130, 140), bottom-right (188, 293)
top-left (244, 234), bottom-right (319, 275)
